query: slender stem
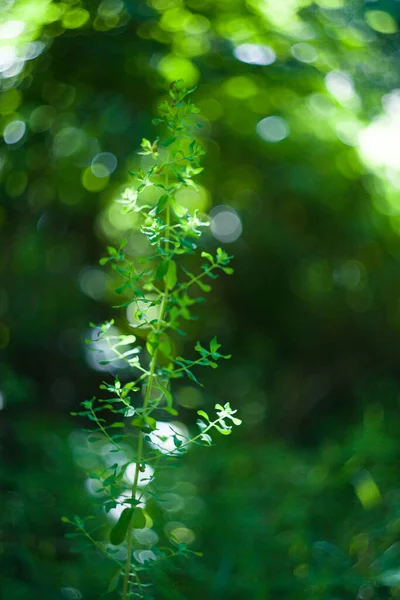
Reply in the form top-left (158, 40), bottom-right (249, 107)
top-left (121, 157), bottom-right (172, 600)
top-left (180, 263), bottom-right (220, 291)
top-left (176, 418), bottom-right (221, 451)
top-left (77, 526), bottom-right (124, 568)
top-left (90, 408), bottom-right (123, 451)
top-left (172, 351), bottom-right (214, 375)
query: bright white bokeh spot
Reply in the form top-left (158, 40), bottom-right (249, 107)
top-left (358, 117), bottom-right (400, 170)
top-left (325, 71), bottom-right (356, 102)
top-left (126, 296), bottom-right (160, 329)
top-left (91, 152), bottom-right (118, 177)
top-left (210, 205), bottom-right (243, 243)
top-left (256, 115), bottom-right (289, 143)
top-left (84, 324), bottom-right (126, 372)
top-left (108, 491), bottom-right (146, 521)
top-left (291, 42), bottom-right (317, 63)
top-left (134, 550), bottom-right (157, 564)
top-left (133, 528), bottom-right (159, 547)
top-left (358, 88), bottom-right (400, 170)
top-left (233, 43), bottom-right (276, 66)
top-left (125, 463), bottom-right (154, 487)
top-left (3, 120), bottom-right (26, 144)
top-left (0, 46), bottom-right (16, 73)
top-left (149, 421), bottom-right (188, 455)
top-left (21, 41), bottom-right (45, 61)
top-left (0, 20), bottom-right (25, 40)
top-left (382, 89), bottom-right (400, 118)
top-left (85, 477), bottom-right (107, 497)
top-left (3, 59), bottom-right (24, 78)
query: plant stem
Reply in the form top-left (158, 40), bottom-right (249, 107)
top-left (90, 407), bottom-right (123, 451)
top-left (172, 351), bottom-right (214, 375)
top-left (121, 160), bottom-right (172, 600)
top-left (175, 418), bottom-right (220, 451)
top-left (180, 264), bottom-right (218, 290)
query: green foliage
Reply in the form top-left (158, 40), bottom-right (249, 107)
top-left (5, 2), bottom-right (400, 600)
top-left (64, 82), bottom-right (240, 599)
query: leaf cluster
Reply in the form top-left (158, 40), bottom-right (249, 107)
top-left (64, 81), bottom-right (240, 600)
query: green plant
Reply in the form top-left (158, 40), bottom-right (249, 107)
top-left (62, 82), bottom-right (241, 599)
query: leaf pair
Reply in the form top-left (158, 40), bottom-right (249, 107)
top-left (109, 507), bottom-right (146, 546)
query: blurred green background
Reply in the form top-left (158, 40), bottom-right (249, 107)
top-left (4, 0), bottom-right (400, 598)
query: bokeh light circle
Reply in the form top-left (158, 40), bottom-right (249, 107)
top-left (3, 120), bottom-right (26, 144)
top-left (256, 116), bottom-right (289, 143)
top-left (91, 152), bottom-right (118, 177)
top-left (210, 205), bottom-right (242, 243)
top-left (233, 43), bottom-right (276, 66)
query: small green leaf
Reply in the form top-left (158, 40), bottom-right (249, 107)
top-left (201, 251), bottom-right (214, 263)
top-left (158, 333), bottom-right (172, 358)
top-left (170, 196), bottom-right (187, 217)
top-left (162, 136), bottom-right (177, 147)
top-left (144, 416), bottom-right (157, 430)
top-left (151, 194), bottom-right (168, 215)
top-left (210, 337), bottom-right (221, 353)
top-left (217, 427), bottom-right (231, 435)
top-left (109, 507), bottom-right (134, 545)
top-left (107, 569), bottom-right (121, 593)
top-left (197, 280), bottom-right (211, 292)
top-left (165, 260), bottom-right (177, 290)
top-left (132, 507), bottom-right (146, 529)
top-left (146, 331), bottom-right (158, 356)
top-left (105, 500), bottom-right (117, 513)
top-left (155, 260), bottom-right (169, 281)
top-left (197, 410), bottom-right (209, 421)
top-left (353, 470), bottom-right (382, 509)
top-left (173, 435), bottom-right (182, 448)
top-left (115, 335), bottom-right (136, 346)
top-left (131, 416), bottom-right (145, 429)
top-left (186, 368), bottom-right (202, 386)
top-left (138, 138), bottom-right (152, 155)
top-left (157, 383), bottom-right (177, 414)
top-left (103, 474), bottom-right (116, 486)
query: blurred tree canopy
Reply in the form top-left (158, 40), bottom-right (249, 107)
top-left (4, 0), bottom-right (400, 598)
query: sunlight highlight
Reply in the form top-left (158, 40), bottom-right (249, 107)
top-left (358, 89), bottom-right (400, 174)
